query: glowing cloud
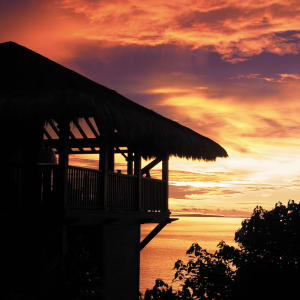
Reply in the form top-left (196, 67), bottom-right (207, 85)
top-left (59, 0), bottom-right (300, 62)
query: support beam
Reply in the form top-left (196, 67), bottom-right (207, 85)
top-left (73, 119), bottom-right (96, 152)
top-left (116, 146), bottom-right (128, 160)
top-left (108, 145), bottom-right (114, 172)
top-left (61, 149), bottom-right (100, 155)
top-left (57, 121), bottom-right (70, 208)
top-left (127, 149), bottom-right (133, 175)
top-left (162, 155), bottom-right (169, 211)
top-left (99, 142), bottom-right (114, 208)
top-left (140, 218), bottom-right (177, 251)
top-left (84, 117), bottom-right (99, 137)
top-left (47, 120), bottom-right (84, 152)
top-left (134, 152), bottom-right (142, 210)
top-left (43, 128), bottom-right (52, 139)
top-left (68, 130), bottom-right (83, 152)
top-left (141, 157), bottom-right (161, 176)
top-left (56, 120), bottom-right (70, 294)
top-left (51, 148), bottom-right (132, 155)
top-left (99, 144), bottom-right (109, 209)
top-left (48, 119), bottom-right (60, 137)
top-left (44, 137), bottom-right (126, 149)
top-left (102, 223), bottom-right (140, 300)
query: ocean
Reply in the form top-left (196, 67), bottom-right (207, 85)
top-left (140, 216), bottom-right (245, 293)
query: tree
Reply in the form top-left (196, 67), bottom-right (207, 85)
top-left (173, 243), bottom-right (235, 300)
top-left (143, 279), bottom-right (178, 300)
top-left (143, 201), bottom-right (300, 300)
top-left (229, 200), bottom-right (300, 299)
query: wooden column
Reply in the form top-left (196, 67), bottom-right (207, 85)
top-left (162, 155), bottom-right (169, 211)
top-left (56, 120), bottom-right (70, 295)
top-left (100, 143), bottom-right (114, 209)
top-left (108, 145), bottom-right (114, 172)
top-left (100, 144), bottom-right (108, 209)
top-left (134, 152), bottom-right (142, 211)
top-left (57, 120), bottom-right (70, 208)
top-left (102, 222), bottom-right (140, 300)
top-left (127, 149), bottom-right (133, 176)
top-left (100, 144), bottom-right (114, 172)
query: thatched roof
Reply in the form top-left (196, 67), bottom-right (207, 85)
top-left (0, 41), bottom-right (227, 160)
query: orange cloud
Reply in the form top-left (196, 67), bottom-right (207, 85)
top-left (58, 0), bottom-right (300, 62)
top-left (3, 1), bottom-right (300, 63)
top-left (235, 73), bottom-right (300, 83)
top-left (172, 207), bottom-right (250, 218)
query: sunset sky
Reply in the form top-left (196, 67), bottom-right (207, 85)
top-left (2, 0), bottom-right (300, 217)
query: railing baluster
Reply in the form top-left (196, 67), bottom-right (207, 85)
top-left (7, 165), bottom-right (167, 212)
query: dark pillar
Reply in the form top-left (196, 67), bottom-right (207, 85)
top-left (162, 155), bottom-right (169, 211)
top-left (52, 120), bottom-right (70, 297)
top-left (100, 143), bottom-right (114, 209)
top-left (134, 152), bottom-right (142, 211)
top-left (108, 145), bottom-right (114, 172)
top-left (58, 120), bottom-right (70, 208)
top-left (127, 149), bottom-right (133, 175)
top-left (102, 221), bottom-right (140, 300)
top-left (100, 144), bottom-right (108, 209)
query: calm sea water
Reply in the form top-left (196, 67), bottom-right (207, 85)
top-left (140, 216), bottom-right (245, 293)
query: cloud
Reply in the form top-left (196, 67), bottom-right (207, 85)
top-left (235, 72), bottom-right (300, 83)
top-left (169, 185), bottom-right (242, 200)
top-left (55, 0), bottom-right (300, 62)
top-left (168, 169), bottom-right (251, 183)
top-left (69, 155), bottom-right (98, 169)
top-left (5, 1), bottom-right (300, 63)
top-left (172, 206), bottom-right (250, 218)
top-left (69, 154), bottom-right (127, 170)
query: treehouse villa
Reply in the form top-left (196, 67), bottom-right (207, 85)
top-left (0, 42), bottom-right (227, 300)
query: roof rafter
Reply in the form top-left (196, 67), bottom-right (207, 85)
top-left (72, 119), bottom-right (96, 152)
top-left (84, 117), bottom-right (99, 137)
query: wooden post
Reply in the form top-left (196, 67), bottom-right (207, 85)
top-left (127, 149), bottom-right (133, 176)
top-left (100, 143), bottom-right (114, 209)
top-left (58, 121), bottom-right (70, 208)
top-left (140, 221), bottom-right (169, 250)
top-left (56, 120), bottom-right (70, 295)
top-left (134, 152), bottom-right (142, 211)
top-left (102, 222), bottom-right (140, 300)
top-left (162, 155), bottom-right (169, 211)
top-left (108, 145), bottom-right (114, 172)
top-left (100, 144), bottom-right (108, 209)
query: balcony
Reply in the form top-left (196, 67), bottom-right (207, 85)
top-left (6, 165), bottom-right (168, 212)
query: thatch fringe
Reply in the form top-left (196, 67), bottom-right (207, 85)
top-left (0, 41), bottom-right (228, 161)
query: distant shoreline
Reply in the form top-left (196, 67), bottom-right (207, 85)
top-left (172, 213), bottom-right (248, 218)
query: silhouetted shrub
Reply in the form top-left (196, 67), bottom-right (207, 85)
top-left (144, 279), bottom-right (178, 300)
top-left (143, 200), bottom-right (300, 300)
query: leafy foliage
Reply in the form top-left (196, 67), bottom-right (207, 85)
top-left (143, 279), bottom-right (178, 300)
top-left (143, 201), bottom-right (300, 300)
top-left (173, 243), bottom-right (235, 300)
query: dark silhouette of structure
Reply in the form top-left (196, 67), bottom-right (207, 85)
top-left (0, 41), bottom-right (227, 300)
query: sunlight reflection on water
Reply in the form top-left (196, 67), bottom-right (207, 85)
top-left (140, 216), bottom-right (244, 292)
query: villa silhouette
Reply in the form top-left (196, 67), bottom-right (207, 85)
top-left (0, 42), bottom-right (227, 300)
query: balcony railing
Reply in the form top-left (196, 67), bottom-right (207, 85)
top-left (141, 177), bottom-right (167, 212)
top-left (67, 166), bottom-right (100, 209)
top-left (107, 172), bottom-right (138, 210)
top-left (5, 165), bottom-right (168, 212)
